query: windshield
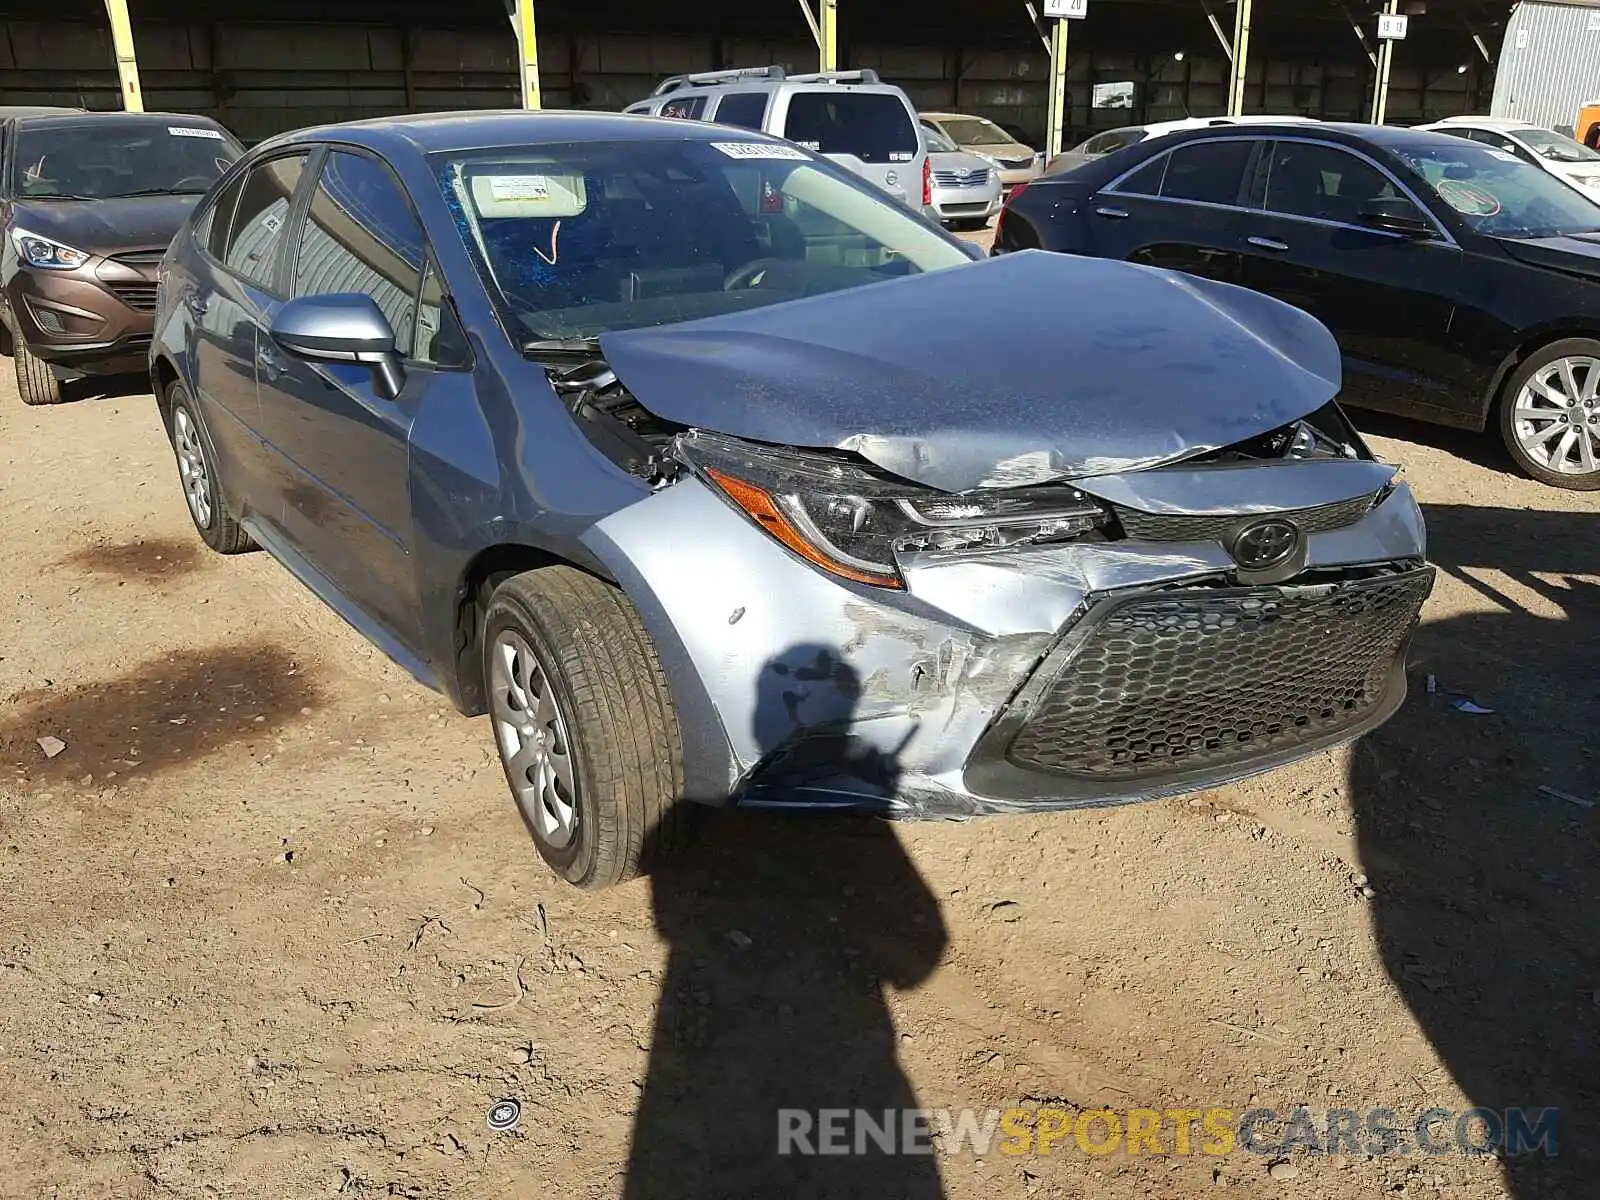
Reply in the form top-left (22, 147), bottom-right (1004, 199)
top-left (1394, 140), bottom-right (1600, 238)
top-left (14, 121), bottom-right (243, 199)
top-left (940, 116), bottom-right (1019, 148)
top-left (922, 124), bottom-right (958, 153)
top-left (435, 139), bottom-right (969, 343)
top-left (1514, 126), bottom-right (1600, 163)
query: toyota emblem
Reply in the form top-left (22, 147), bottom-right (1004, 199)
top-left (1228, 518), bottom-right (1300, 570)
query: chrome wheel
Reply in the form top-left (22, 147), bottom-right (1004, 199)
top-left (489, 630), bottom-right (578, 849)
top-left (173, 406), bottom-right (214, 529)
top-left (1511, 355), bottom-right (1600, 476)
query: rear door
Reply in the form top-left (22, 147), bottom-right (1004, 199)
top-left (1083, 136), bottom-right (1258, 283)
top-left (1233, 138), bottom-right (1470, 421)
top-left (776, 89), bottom-right (922, 207)
top-left (256, 146), bottom-right (459, 652)
top-left (190, 151), bottom-right (311, 497)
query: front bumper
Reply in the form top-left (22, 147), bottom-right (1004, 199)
top-left (5, 258), bottom-right (157, 375)
top-left (928, 183), bottom-right (1004, 222)
top-left (581, 463), bottom-right (1431, 817)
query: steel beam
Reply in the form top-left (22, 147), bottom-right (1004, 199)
top-left (102, 0), bottom-right (144, 113)
top-left (819, 0), bottom-right (838, 71)
top-left (1338, 0), bottom-right (1379, 69)
top-left (1225, 0), bottom-right (1252, 116)
top-left (797, 0), bottom-right (821, 48)
top-left (1022, 2), bottom-right (1054, 53)
top-left (1199, 0), bottom-right (1233, 63)
top-left (509, 0), bottom-right (542, 110)
top-left (1371, 0), bottom-right (1397, 125)
top-left (1045, 15), bottom-right (1069, 160)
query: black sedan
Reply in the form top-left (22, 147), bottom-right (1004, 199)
top-left (995, 122), bottom-right (1600, 489)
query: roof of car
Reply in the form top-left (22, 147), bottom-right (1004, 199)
top-left (263, 109), bottom-right (800, 156)
top-left (14, 110), bottom-right (226, 131)
top-left (1429, 115), bottom-right (1538, 132)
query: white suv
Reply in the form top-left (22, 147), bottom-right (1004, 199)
top-left (625, 66), bottom-right (929, 211)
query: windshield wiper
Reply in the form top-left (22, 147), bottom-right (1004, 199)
top-left (102, 187), bottom-right (211, 198)
top-left (522, 336), bottom-right (603, 356)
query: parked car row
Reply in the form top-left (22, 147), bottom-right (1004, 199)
top-left (998, 120), bottom-right (1600, 489)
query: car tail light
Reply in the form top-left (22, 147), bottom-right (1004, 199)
top-left (994, 180), bottom-right (1030, 239)
top-left (922, 156), bottom-right (932, 207)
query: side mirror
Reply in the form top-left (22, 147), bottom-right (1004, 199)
top-left (270, 293), bottom-right (406, 400)
top-left (1358, 198), bottom-right (1437, 239)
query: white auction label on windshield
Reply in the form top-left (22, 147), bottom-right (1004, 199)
top-left (711, 142), bottom-right (811, 161)
top-left (169, 126), bottom-right (224, 139)
top-left (489, 175), bottom-right (550, 200)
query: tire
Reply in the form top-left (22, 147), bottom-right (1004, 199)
top-left (165, 382), bottom-right (252, 553)
top-left (9, 316), bottom-right (63, 406)
top-left (1498, 338), bottom-right (1600, 490)
top-left (483, 566), bottom-right (689, 889)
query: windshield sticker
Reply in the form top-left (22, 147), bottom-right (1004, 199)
top-left (711, 142), bottom-right (811, 161)
top-left (1486, 149), bottom-right (1519, 164)
top-left (170, 126), bottom-right (224, 140)
top-left (796, 140), bottom-right (822, 151)
top-left (489, 175), bottom-right (549, 201)
top-left (1437, 179), bottom-right (1502, 217)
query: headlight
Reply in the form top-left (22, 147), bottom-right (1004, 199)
top-left (11, 228), bottom-right (91, 270)
top-left (677, 432), bottom-right (1108, 589)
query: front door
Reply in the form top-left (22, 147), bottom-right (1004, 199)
top-left (255, 148), bottom-right (435, 653)
top-left (1234, 139), bottom-right (1469, 422)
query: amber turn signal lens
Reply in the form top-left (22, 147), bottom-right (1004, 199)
top-left (703, 466), bottom-right (904, 589)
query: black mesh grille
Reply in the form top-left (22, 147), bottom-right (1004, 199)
top-left (1007, 567), bottom-right (1434, 780)
top-left (1116, 492), bottom-right (1381, 542)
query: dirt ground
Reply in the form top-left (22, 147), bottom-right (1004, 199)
top-left (1, 349), bottom-right (1596, 1200)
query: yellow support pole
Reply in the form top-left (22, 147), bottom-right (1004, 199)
top-left (1045, 15), bottom-right (1068, 160)
top-left (819, 0), bottom-right (838, 72)
top-left (1226, 0), bottom-right (1252, 116)
top-left (515, 0), bottom-right (542, 110)
top-left (1371, 0), bottom-right (1398, 124)
top-left (103, 0), bottom-right (144, 113)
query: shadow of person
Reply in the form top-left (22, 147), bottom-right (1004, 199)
top-left (623, 646), bottom-right (949, 1200)
top-left (1349, 504), bottom-right (1600, 1196)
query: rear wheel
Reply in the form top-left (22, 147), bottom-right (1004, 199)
top-left (166, 383), bottom-right (252, 553)
top-left (483, 566), bottom-right (690, 889)
top-left (8, 316), bottom-right (63, 406)
top-left (1499, 339), bottom-right (1600, 490)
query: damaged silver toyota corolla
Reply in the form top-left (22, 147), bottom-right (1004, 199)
top-left (155, 114), bottom-right (1433, 888)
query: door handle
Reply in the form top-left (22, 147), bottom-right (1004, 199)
top-left (1247, 236), bottom-right (1290, 252)
top-left (1094, 206), bottom-right (1130, 219)
top-left (256, 341), bottom-right (286, 380)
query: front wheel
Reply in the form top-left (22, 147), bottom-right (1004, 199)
top-left (1498, 339), bottom-right (1600, 490)
top-left (8, 316), bottom-right (63, 406)
top-left (483, 566), bottom-right (691, 888)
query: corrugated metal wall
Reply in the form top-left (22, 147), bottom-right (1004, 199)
top-left (0, 18), bottom-right (1490, 145)
top-left (1492, 0), bottom-right (1600, 129)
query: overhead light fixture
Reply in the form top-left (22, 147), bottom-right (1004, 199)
top-left (1173, 50), bottom-right (1186, 61)
top-left (1457, 63), bottom-right (1468, 74)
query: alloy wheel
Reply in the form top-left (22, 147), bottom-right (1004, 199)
top-left (489, 630), bottom-right (579, 849)
top-left (1511, 355), bottom-right (1600, 476)
top-left (173, 407), bottom-right (214, 529)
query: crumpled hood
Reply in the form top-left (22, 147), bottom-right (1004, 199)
top-left (9, 195), bottom-right (200, 257)
top-left (599, 250), bottom-right (1342, 493)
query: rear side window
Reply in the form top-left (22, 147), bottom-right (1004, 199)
top-left (202, 172), bottom-right (246, 258)
top-left (781, 92), bottom-right (918, 163)
top-left (1113, 154), bottom-right (1168, 196)
top-left (1265, 141), bottom-right (1416, 226)
top-left (1160, 140), bottom-right (1254, 205)
top-left (291, 150), bottom-right (425, 357)
top-left (659, 96), bottom-right (707, 120)
top-left (714, 92), bottom-right (769, 131)
top-left (222, 153), bottom-right (309, 290)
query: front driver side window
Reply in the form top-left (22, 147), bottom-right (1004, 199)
top-left (1264, 141), bottom-right (1422, 227)
top-left (291, 150), bottom-right (425, 357)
